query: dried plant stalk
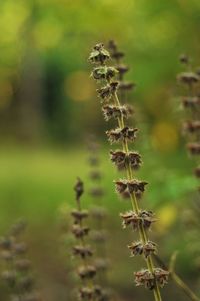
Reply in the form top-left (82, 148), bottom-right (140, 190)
top-left (89, 43), bottom-right (169, 301)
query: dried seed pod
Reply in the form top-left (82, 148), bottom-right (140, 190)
top-left (102, 104), bottom-right (132, 121)
top-left (118, 81), bottom-right (136, 91)
top-left (115, 179), bottom-right (147, 196)
top-left (89, 187), bottom-right (104, 197)
top-left (92, 66), bottom-right (118, 81)
top-left (187, 142), bottom-right (200, 155)
top-left (71, 210), bottom-right (88, 224)
top-left (110, 151), bottom-right (142, 170)
top-left (78, 265), bottom-right (96, 280)
top-left (181, 96), bottom-right (200, 109)
top-left (97, 81), bottom-right (119, 101)
top-left (139, 210), bottom-right (156, 229)
top-left (79, 287), bottom-right (94, 300)
top-left (116, 64), bottom-right (129, 76)
top-left (73, 245), bottom-right (93, 259)
top-left (2, 270), bottom-right (16, 287)
top-left (106, 127), bottom-right (138, 143)
top-left (177, 72), bottom-right (199, 85)
top-left (154, 268), bottom-right (169, 288)
top-left (89, 43), bottom-right (110, 65)
top-left (128, 241), bottom-right (143, 256)
top-left (120, 211), bottom-right (140, 230)
top-left (129, 241), bottom-right (157, 258)
top-left (72, 225), bottom-right (90, 239)
top-left (89, 170), bottom-right (102, 180)
top-left (183, 121), bottom-right (200, 133)
top-left (15, 259), bottom-right (31, 272)
top-left (74, 178), bottom-right (84, 201)
top-left (194, 166), bottom-right (200, 178)
top-left (135, 269), bottom-right (155, 290)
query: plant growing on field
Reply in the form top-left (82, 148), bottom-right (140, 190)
top-left (0, 220), bottom-right (41, 301)
top-left (89, 42), bottom-right (169, 301)
top-left (87, 137), bottom-right (109, 280)
top-left (71, 178), bottom-right (108, 301)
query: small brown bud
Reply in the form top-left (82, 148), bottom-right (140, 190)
top-left (74, 178), bottom-right (84, 201)
top-left (106, 127), bottom-right (138, 144)
top-left (154, 268), bottom-right (169, 288)
top-left (177, 72), bottom-right (199, 85)
top-left (78, 265), bottom-right (96, 280)
top-left (187, 143), bottom-right (200, 155)
top-left (72, 225), bottom-right (90, 239)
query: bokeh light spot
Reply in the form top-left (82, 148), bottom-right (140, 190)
top-left (155, 204), bottom-right (177, 234)
top-left (64, 71), bottom-right (95, 102)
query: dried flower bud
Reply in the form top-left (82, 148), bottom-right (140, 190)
top-left (89, 187), bottom-right (104, 197)
top-left (183, 121), bottom-right (200, 133)
top-left (116, 64), bottom-right (129, 75)
top-left (2, 270), bottom-right (16, 287)
top-left (182, 96), bottom-right (200, 108)
top-left (115, 179), bottom-right (148, 196)
top-left (89, 170), bottom-right (102, 180)
top-left (72, 225), bottom-right (90, 239)
top-left (13, 242), bottom-right (27, 255)
top-left (71, 210), bottom-right (88, 224)
top-left (135, 269), bottom-right (155, 290)
top-left (78, 265), bottom-right (96, 280)
top-left (128, 241), bottom-right (157, 258)
top-left (179, 54), bottom-right (189, 65)
top-left (91, 66), bottom-right (118, 81)
top-left (90, 230), bottom-right (107, 243)
top-left (187, 143), bottom-right (200, 155)
top-left (106, 127), bottom-right (138, 143)
top-left (74, 178), bottom-right (84, 201)
top-left (194, 166), bottom-right (200, 178)
top-left (118, 81), bottom-right (136, 91)
top-left (110, 150), bottom-right (142, 170)
top-left (177, 72), bottom-right (199, 85)
top-left (154, 268), bottom-right (169, 288)
top-left (90, 207), bottom-right (107, 219)
top-left (15, 259), bottom-right (31, 272)
top-left (89, 43), bottom-right (110, 65)
top-left (120, 210), bottom-right (156, 230)
top-left (73, 245), bottom-right (93, 258)
top-left (79, 287), bottom-right (94, 300)
top-left (102, 104), bottom-right (132, 121)
top-left (97, 81), bottom-right (119, 101)
top-left (88, 156), bottom-right (99, 166)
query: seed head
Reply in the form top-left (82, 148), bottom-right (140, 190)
top-left (106, 127), bottom-right (138, 144)
top-left (89, 43), bottom-right (110, 65)
top-left (74, 178), bottom-right (84, 201)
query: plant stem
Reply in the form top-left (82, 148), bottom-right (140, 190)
top-left (112, 91), bottom-right (162, 301)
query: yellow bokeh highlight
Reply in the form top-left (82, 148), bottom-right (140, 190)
top-left (151, 122), bottom-right (179, 153)
top-left (33, 19), bottom-right (63, 50)
top-left (155, 204), bottom-right (177, 234)
top-left (64, 71), bottom-right (95, 102)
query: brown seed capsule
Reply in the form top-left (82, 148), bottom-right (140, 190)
top-left (181, 96), bottom-right (200, 109)
top-left (71, 210), bottom-right (88, 224)
top-left (74, 178), bottom-right (84, 201)
top-left (92, 66), bottom-right (118, 81)
top-left (102, 104), bottom-right (132, 121)
top-left (194, 166), bottom-right (200, 178)
top-left (79, 287), bottom-right (94, 300)
top-left (78, 265), bottom-right (96, 280)
top-left (187, 142), bottom-right (200, 155)
top-left (183, 121), bottom-right (200, 133)
top-left (89, 43), bottom-right (110, 65)
top-left (118, 81), bottom-right (136, 91)
top-left (72, 224), bottom-right (90, 239)
top-left (73, 245), bottom-right (93, 259)
top-left (120, 211), bottom-right (140, 230)
top-left (177, 72), bottom-right (199, 85)
top-left (115, 179), bottom-right (147, 196)
top-left (110, 150), bottom-right (142, 170)
top-left (128, 241), bottom-right (143, 256)
top-left (106, 127), bottom-right (138, 144)
top-left (135, 269), bottom-right (155, 290)
top-left (154, 268), bottom-right (169, 288)
top-left (97, 81), bottom-right (119, 101)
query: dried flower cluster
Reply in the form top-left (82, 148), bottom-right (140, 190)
top-left (71, 178), bottom-right (108, 301)
top-left (87, 137), bottom-right (110, 281)
top-left (89, 42), bottom-right (169, 301)
top-left (0, 220), bottom-right (41, 301)
top-left (177, 55), bottom-right (200, 180)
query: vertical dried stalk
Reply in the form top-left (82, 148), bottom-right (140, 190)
top-left (71, 178), bottom-right (107, 301)
top-left (0, 220), bottom-right (41, 301)
top-left (89, 43), bottom-right (169, 301)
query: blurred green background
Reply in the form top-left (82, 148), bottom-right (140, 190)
top-left (0, 0), bottom-right (200, 300)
